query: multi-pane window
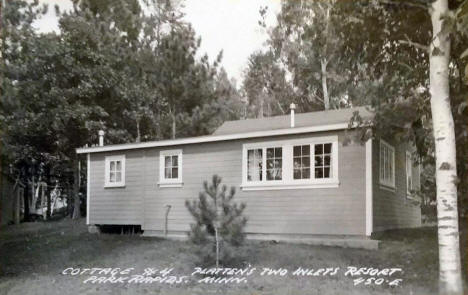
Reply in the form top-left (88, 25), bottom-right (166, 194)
top-left (266, 147), bottom-right (282, 180)
top-left (380, 140), bottom-right (395, 187)
top-left (247, 149), bottom-right (263, 181)
top-left (159, 149), bottom-right (182, 186)
top-left (109, 160), bottom-right (122, 183)
top-left (243, 138), bottom-right (338, 188)
top-left (105, 155), bottom-right (125, 187)
top-left (406, 152), bottom-right (413, 195)
top-left (293, 145), bottom-right (310, 179)
top-left (164, 155), bottom-right (179, 179)
top-left (314, 143), bottom-right (332, 179)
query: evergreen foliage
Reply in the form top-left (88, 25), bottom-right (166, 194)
top-left (185, 175), bottom-right (247, 266)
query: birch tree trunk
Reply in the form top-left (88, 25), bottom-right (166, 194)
top-left (321, 58), bottom-right (330, 110)
top-left (135, 119), bottom-right (141, 143)
top-left (429, 0), bottom-right (463, 293)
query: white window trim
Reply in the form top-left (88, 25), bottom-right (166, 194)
top-left (379, 139), bottom-right (395, 189)
top-left (159, 149), bottom-right (183, 188)
top-left (104, 155), bottom-right (126, 188)
top-left (241, 136), bottom-right (339, 191)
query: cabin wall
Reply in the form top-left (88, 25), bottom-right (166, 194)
top-left (88, 130), bottom-right (367, 236)
top-left (88, 150), bottom-right (146, 225)
top-left (372, 138), bottom-right (421, 232)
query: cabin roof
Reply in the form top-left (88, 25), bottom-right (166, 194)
top-left (76, 106), bottom-right (373, 154)
top-left (213, 106), bottom-right (372, 136)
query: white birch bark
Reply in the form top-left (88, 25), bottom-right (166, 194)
top-left (429, 0), bottom-right (463, 294)
top-left (321, 58), bottom-right (330, 110)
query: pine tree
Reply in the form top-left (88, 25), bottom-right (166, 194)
top-left (185, 175), bottom-right (247, 266)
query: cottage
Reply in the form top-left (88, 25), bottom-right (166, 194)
top-left (76, 106), bottom-right (421, 246)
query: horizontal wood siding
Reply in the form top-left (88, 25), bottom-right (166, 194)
top-left (88, 150), bottom-right (145, 225)
top-left (372, 139), bottom-right (421, 232)
top-left (88, 131), bottom-right (367, 235)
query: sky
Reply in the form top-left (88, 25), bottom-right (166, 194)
top-left (32, 0), bottom-right (282, 84)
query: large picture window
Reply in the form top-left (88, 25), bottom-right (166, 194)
top-left (159, 149), bottom-right (183, 187)
top-left (379, 140), bottom-right (395, 188)
top-left (242, 136), bottom-right (339, 190)
top-left (105, 155), bottom-right (125, 187)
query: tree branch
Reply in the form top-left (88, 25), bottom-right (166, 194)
top-left (398, 34), bottom-right (429, 53)
top-left (377, 0), bottom-right (429, 11)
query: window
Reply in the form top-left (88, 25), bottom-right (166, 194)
top-left (293, 145), bottom-right (310, 179)
top-left (379, 140), bottom-right (395, 188)
top-left (406, 152), bottom-right (413, 196)
top-left (247, 149), bottom-right (262, 181)
top-left (266, 147), bottom-right (282, 180)
top-left (242, 136), bottom-right (339, 190)
top-left (105, 155), bottom-right (125, 187)
top-left (159, 149), bottom-right (183, 187)
top-left (314, 143), bottom-right (332, 179)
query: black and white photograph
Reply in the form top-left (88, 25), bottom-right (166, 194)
top-left (0, 0), bottom-right (467, 294)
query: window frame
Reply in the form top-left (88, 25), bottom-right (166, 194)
top-left (104, 155), bottom-right (126, 188)
top-left (159, 149), bottom-right (183, 187)
top-left (241, 136), bottom-right (339, 190)
top-left (379, 139), bottom-right (395, 189)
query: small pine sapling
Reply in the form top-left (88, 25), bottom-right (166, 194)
top-left (185, 175), bottom-right (247, 266)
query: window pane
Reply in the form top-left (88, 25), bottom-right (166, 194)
top-left (315, 168), bottom-right (323, 178)
top-left (275, 147), bottom-right (282, 157)
top-left (267, 148), bottom-right (274, 158)
top-left (115, 172), bottom-right (122, 182)
top-left (116, 161), bottom-right (121, 172)
top-left (324, 143), bottom-right (332, 154)
top-left (293, 146), bottom-right (301, 156)
top-left (267, 159), bottom-right (274, 169)
top-left (267, 169), bottom-right (274, 180)
top-left (303, 168), bottom-right (310, 179)
top-left (303, 156), bottom-right (310, 168)
top-left (324, 155), bottom-right (331, 166)
top-left (294, 169), bottom-right (301, 179)
top-left (165, 167), bottom-right (171, 178)
top-left (165, 156), bottom-right (171, 168)
top-left (172, 155), bottom-right (178, 167)
top-left (315, 155), bottom-right (323, 167)
top-left (172, 168), bottom-right (178, 178)
top-left (110, 172), bottom-right (115, 182)
top-left (315, 144), bottom-right (323, 154)
top-left (302, 145), bottom-right (310, 156)
top-left (275, 159), bottom-right (282, 168)
top-left (324, 167), bottom-right (330, 178)
top-left (110, 161), bottom-right (115, 171)
top-left (293, 157), bottom-right (301, 169)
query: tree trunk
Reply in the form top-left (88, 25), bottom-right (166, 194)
top-left (23, 186), bottom-right (30, 221)
top-left (171, 109), bottom-right (176, 139)
top-left (136, 119), bottom-right (141, 143)
top-left (258, 93), bottom-right (264, 118)
top-left (321, 58), bottom-right (330, 110)
top-left (429, 1), bottom-right (463, 294)
top-left (72, 159), bottom-right (80, 219)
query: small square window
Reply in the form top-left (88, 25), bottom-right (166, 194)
top-left (159, 150), bottom-right (183, 187)
top-left (105, 155), bottom-right (125, 187)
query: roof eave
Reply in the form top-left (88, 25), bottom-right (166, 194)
top-left (76, 122), bottom-right (370, 154)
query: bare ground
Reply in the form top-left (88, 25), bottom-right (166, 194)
top-left (0, 218), bottom-right (443, 295)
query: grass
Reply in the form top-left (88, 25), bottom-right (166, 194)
top-left (0, 219), bottom-right (446, 295)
